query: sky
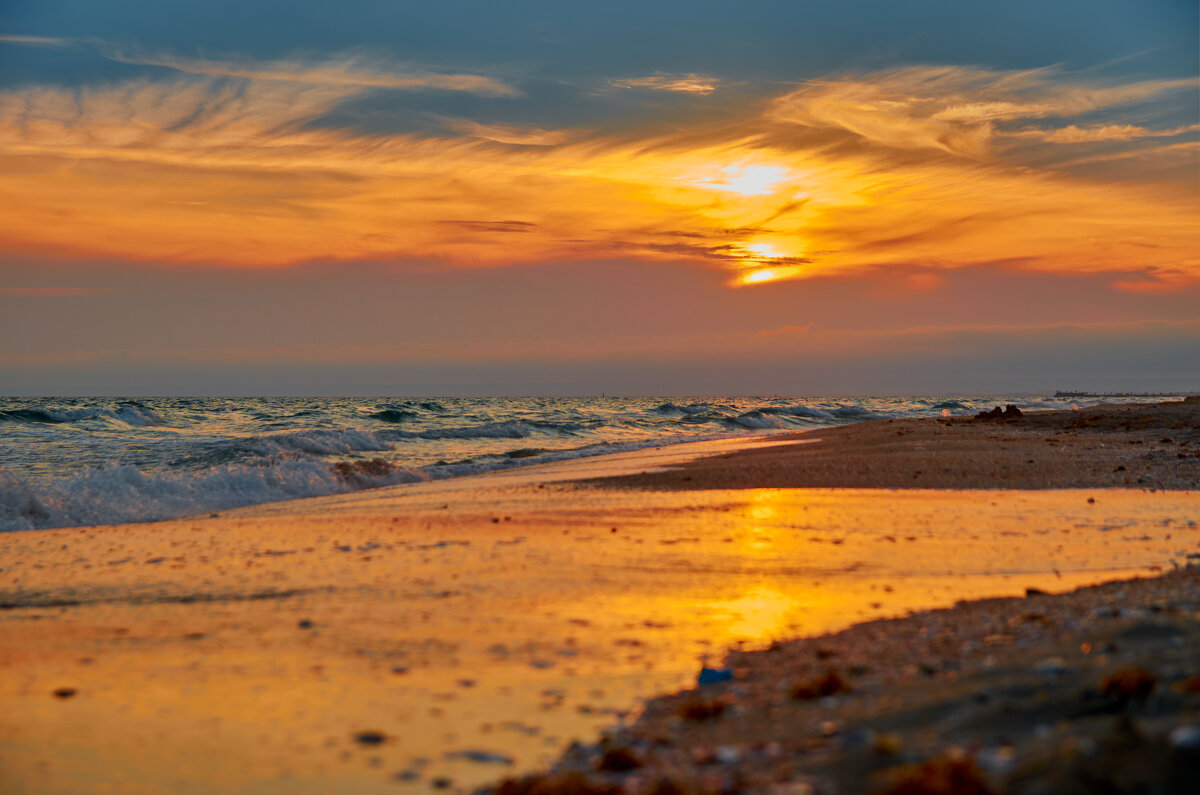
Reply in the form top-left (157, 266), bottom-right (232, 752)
top-left (0, 1), bottom-right (1197, 396)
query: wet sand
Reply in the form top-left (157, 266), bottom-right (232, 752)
top-left (1, 403), bottom-right (1198, 794)
top-left (491, 568), bottom-right (1200, 795)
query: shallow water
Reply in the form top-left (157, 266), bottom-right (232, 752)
top-left (2, 394), bottom-right (1173, 531)
top-left (3, 453), bottom-right (1197, 793)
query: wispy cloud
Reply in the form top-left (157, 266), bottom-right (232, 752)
top-left (771, 66), bottom-right (1193, 157)
top-left (442, 118), bottom-right (573, 145)
top-left (104, 52), bottom-right (519, 96)
top-left (0, 34), bottom-right (72, 48)
top-left (0, 63), bottom-right (1195, 289)
top-left (611, 73), bottom-right (721, 95)
top-left (1001, 122), bottom-right (1198, 143)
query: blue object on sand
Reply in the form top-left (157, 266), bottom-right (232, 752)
top-left (697, 667), bottom-right (734, 685)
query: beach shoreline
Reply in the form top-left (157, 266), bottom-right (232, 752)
top-left (489, 399), bottom-right (1200, 794)
top-left (2, 400), bottom-right (1198, 794)
top-left (584, 398), bottom-right (1200, 492)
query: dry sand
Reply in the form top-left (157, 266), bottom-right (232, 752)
top-left (589, 398), bottom-right (1200, 492)
top-left (2, 402), bottom-right (1198, 794)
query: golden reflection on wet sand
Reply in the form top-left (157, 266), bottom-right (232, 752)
top-left (2, 461), bottom-right (1198, 793)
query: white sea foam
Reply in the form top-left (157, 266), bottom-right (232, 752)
top-left (0, 460), bottom-right (427, 533)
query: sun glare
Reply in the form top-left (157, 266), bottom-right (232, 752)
top-left (738, 266), bottom-right (802, 285)
top-left (745, 242), bottom-right (781, 258)
top-left (704, 164), bottom-right (789, 196)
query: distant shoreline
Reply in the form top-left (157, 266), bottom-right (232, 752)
top-left (585, 398), bottom-right (1200, 492)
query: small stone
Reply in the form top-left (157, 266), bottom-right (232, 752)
top-left (298, 619), bottom-right (314, 629)
top-left (698, 667), bottom-right (734, 686)
top-left (353, 730), bottom-right (387, 746)
top-left (840, 729), bottom-right (875, 751)
top-left (873, 732), bottom-right (903, 755)
top-left (446, 749), bottom-right (513, 765)
top-left (52, 688), bottom-right (77, 699)
top-left (976, 745), bottom-right (1016, 774)
top-left (596, 745), bottom-right (641, 772)
top-left (715, 746), bottom-right (739, 764)
top-left (1034, 657), bottom-right (1069, 676)
top-left (791, 669), bottom-right (852, 700)
top-left (1101, 666), bottom-right (1157, 701)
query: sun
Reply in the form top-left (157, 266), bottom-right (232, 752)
top-left (737, 265), bottom-right (804, 285)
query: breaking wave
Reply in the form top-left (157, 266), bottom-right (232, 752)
top-left (0, 460), bottom-right (427, 533)
top-left (0, 402), bottom-right (167, 426)
top-left (369, 409), bottom-right (420, 423)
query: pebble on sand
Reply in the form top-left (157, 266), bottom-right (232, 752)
top-left (353, 730), bottom-right (388, 746)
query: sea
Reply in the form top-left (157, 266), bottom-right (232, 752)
top-left (0, 394), bottom-right (1178, 532)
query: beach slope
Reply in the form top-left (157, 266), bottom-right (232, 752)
top-left (589, 398), bottom-right (1200, 491)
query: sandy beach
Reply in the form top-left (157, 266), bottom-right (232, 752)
top-left (593, 397), bottom-right (1200, 492)
top-left (2, 402), bottom-right (1198, 794)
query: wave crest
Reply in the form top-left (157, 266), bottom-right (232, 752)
top-left (0, 459), bottom-right (426, 533)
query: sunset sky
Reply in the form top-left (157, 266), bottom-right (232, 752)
top-left (1, 1), bottom-right (1197, 395)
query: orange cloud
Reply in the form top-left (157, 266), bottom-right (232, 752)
top-left (1001, 123), bottom-right (1199, 143)
top-left (105, 52), bottom-right (518, 96)
top-left (770, 65), bottom-right (1192, 156)
top-left (0, 62), bottom-right (1195, 288)
top-left (441, 118), bottom-right (574, 145)
top-left (611, 73), bottom-right (721, 95)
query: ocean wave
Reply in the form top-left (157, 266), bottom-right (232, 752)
top-left (166, 421), bottom-right (591, 472)
top-left (385, 419), bottom-right (581, 441)
top-left (650, 402), bottom-right (714, 416)
top-left (0, 433), bottom-right (704, 531)
top-left (369, 409), bottom-right (420, 423)
top-left (0, 402), bottom-right (166, 427)
top-left (240, 428), bottom-right (394, 457)
top-left (828, 405), bottom-right (879, 418)
top-left (761, 405), bottom-right (833, 419)
top-left (0, 459), bottom-right (426, 533)
top-left (726, 410), bottom-right (785, 429)
top-left (12, 393), bottom-right (1167, 533)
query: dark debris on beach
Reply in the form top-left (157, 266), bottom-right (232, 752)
top-left (481, 568), bottom-right (1200, 794)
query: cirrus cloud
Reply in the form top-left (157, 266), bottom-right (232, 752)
top-left (611, 73), bottom-right (722, 95)
top-left (0, 59), bottom-right (1195, 290)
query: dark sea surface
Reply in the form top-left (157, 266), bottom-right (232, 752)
top-left (0, 394), bottom-right (1175, 531)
